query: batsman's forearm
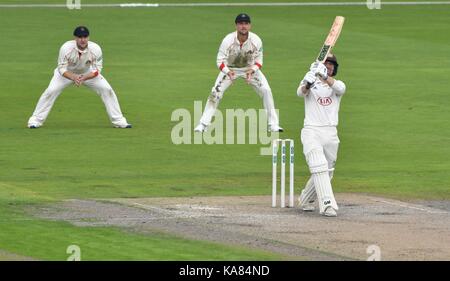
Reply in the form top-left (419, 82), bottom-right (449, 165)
top-left (325, 77), bottom-right (335, 87)
top-left (302, 85), bottom-right (309, 94)
top-left (298, 85), bottom-right (309, 96)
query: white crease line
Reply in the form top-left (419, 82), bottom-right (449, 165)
top-left (173, 204), bottom-right (223, 210)
top-left (124, 201), bottom-right (293, 219)
top-left (131, 202), bottom-right (170, 212)
top-left (1, 2), bottom-right (450, 8)
top-left (73, 213), bottom-right (287, 221)
top-left (373, 199), bottom-right (448, 214)
top-left (129, 202), bottom-right (223, 218)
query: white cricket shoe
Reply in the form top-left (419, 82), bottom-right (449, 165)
top-left (322, 206), bottom-right (337, 217)
top-left (268, 124), bottom-right (284, 132)
top-left (300, 201), bottom-right (316, 212)
top-left (28, 124), bottom-right (41, 129)
top-left (114, 123), bottom-right (132, 128)
top-left (194, 123), bottom-right (207, 132)
top-left (28, 117), bottom-right (42, 129)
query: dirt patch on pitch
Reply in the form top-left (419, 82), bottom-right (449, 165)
top-left (31, 194), bottom-right (450, 260)
top-left (0, 250), bottom-right (37, 261)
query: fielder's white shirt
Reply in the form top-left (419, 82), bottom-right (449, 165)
top-left (297, 79), bottom-right (346, 127)
top-left (57, 40), bottom-right (103, 76)
top-left (216, 31), bottom-right (263, 74)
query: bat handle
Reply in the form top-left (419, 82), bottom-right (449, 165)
top-left (306, 82), bottom-right (313, 89)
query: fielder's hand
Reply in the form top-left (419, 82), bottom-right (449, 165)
top-left (74, 75), bottom-right (84, 87)
top-left (315, 63), bottom-right (328, 80)
top-left (246, 69), bottom-right (255, 84)
top-left (227, 70), bottom-right (235, 81)
top-left (303, 71), bottom-right (316, 85)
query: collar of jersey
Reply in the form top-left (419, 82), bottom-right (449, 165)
top-left (234, 31), bottom-right (249, 45)
top-left (75, 45), bottom-right (89, 54)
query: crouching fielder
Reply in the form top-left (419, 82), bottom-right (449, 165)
top-left (296, 54), bottom-right (346, 217)
top-left (194, 13), bottom-right (283, 133)
top-left (27, 26), bottom-right (131, 129)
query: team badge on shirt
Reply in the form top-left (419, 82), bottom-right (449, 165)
top-left (317, 97), bottom-right (332, 106)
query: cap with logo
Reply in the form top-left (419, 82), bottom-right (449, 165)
top-left (235, 13), bottom-right (251, 23)
top-left (73, 26), bottom-right (90, 37)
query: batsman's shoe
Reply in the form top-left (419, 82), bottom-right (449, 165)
top-left (114, 123), bottom-right (132, 128)
top-left (298, 195), bottom-right (316, 212)
top-left (321, 206), bottom-right (337, 217)
top-left (299, 200), bottom-right (316, 212)
top-left (268, 125), bottom-right (284, 132)
top-left (194, 123), bottom-right (208, 132)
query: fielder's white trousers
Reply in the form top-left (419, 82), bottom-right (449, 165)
top-left (199, 69), bottom-right (279, 127)
top-left (28, 69), bottom-right (128, 127)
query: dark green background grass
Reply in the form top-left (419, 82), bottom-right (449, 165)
top-left (0, 1), bottom-right (449, 260)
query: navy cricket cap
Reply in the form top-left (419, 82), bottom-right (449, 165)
top-left (235, 13), bottom-right (251, 23)
top-left (73, 26), bottom-right (90, 37)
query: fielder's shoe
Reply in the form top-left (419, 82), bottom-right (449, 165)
top-left (194, 123), bottom-right (207, 132)
top-left (322, 206), bottom-right (337, 217)
top-left (28, 116), bottom-right (42, 129)
top-left (268, 125), bottom-right (284, 132)
top-left (114, 123), bottom-right (132, 128)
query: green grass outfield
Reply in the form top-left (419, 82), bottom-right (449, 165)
top-left (0, 0), bottom-right (449, 260)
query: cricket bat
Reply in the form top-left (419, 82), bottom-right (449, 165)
top-left (307, 16), bottom-right (345, 88)
top-left (316, 16), bottom-right (345, 63)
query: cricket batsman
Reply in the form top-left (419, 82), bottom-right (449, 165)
top-left (194, 13), bottom-right (283, 132)
top-left (297, 54), bottom-right (346, 217)
top-left (27, 26), bottom-right (131, 129)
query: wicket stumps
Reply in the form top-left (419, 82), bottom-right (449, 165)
top-left (272, 139), bottom-right (294, 208)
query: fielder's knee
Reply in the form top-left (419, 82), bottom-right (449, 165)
top-left (263, 85), bottom-right (272, 92)
top-left (96, 86), bottom-right (114, 98)
top-left (43, 88), bottom-right (60, 99)
top-left (259, 86), bottom-right (272, 95)
top-left (101, 85), bottom-right (113, 93)
top-left (208, 88), bottom-right (221, 103)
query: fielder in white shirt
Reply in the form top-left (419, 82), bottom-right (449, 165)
top-left (195, 13), bottom-right (283, 132)
top-left (297, 54), bottom-right (346, 217)
top-left (27, 26), bottom-right (131, 129)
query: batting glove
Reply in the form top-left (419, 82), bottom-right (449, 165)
top-left (303, 71), bottom-right (316, 85)
top-left (310, 61), bottom-right (320, 72)
top-left (315, 63), bottom-right (328, 80)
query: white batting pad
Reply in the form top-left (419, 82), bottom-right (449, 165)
top-left (306, 149), bottom-right (338, 213)
top-left (299, 177), bottom-right (316, 206)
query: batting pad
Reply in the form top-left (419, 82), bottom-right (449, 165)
top-left (299, 177), bottom-right (316, 206)
top-left (306, 149), bottom-right (338, 213)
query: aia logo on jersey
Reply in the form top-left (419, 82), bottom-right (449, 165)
top-left (317, 97), bottom-right (332, 106)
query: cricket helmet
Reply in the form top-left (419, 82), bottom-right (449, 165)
top-left (325, 53), bottom-right (339, 76)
